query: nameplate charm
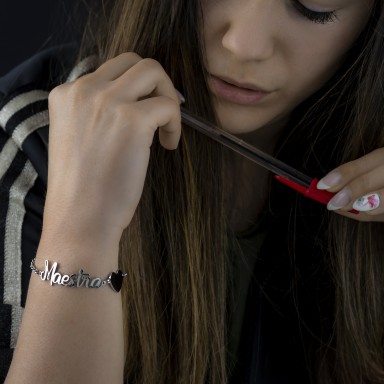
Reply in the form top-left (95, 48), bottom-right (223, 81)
top-left (30, 259), bottom-right (127, 292)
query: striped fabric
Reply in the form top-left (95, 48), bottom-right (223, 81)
top-left (0, 49), bottom-right (93, 381)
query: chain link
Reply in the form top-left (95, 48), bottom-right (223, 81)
top-left (30, 259), bottom-right (127, 292)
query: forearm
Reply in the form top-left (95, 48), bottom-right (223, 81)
top-left (4, 50), bottom-right (182, 383)
top-left (5, 233), bottom-right (124, 384)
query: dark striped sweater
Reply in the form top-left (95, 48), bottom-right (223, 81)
top-left (0, 45), bottom-right (322, 384)
top-left (0, 46), bottom-right (94, 381)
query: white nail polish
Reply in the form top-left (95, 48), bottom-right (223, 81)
top-left (327, 188), bottom-right (352, 211)
top-left (327, 201), bottom-right (345, 211)
top-left (352, 193), bottom-right (380, 212)
top-left (176, 89), bottom-right (186, 104)
top-left (317, 180), bottom-right (331, 190)
top-left (317, 172), bottom-right (342, 190)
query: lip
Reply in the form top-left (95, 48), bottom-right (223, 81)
top-left (209, 74), bottom-right (271, 105)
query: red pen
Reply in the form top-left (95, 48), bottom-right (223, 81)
top-left (180, 107), bottom-right (359, 214)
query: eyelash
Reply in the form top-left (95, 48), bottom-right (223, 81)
top-left (292, 0), bottom-right (338, 24)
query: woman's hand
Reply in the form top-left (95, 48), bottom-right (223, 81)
top-left (44, 52), bottom-right (182, 244)
top-left (317, 148), bottom-right (384, 221)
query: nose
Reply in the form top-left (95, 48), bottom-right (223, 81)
top-left (221, 1), bottom-right (276, 62)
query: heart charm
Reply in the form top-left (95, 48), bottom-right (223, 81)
top-left (109, 270), bottom-right (126, 292)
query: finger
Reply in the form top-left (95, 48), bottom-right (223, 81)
top-left (334, 190), bottom-right (384, 222)
top-left (129, 96), bottom-right (181, 150)
top-left (326, 165), bottom-right (384, 211)
top-left (93, 52), bottom-right (143, 81)
top-left (115, 58), bottom-right (180, 104)
top-left (317, 148), bottom-right (384, 192)
top-left (352, 191), bottom-right (381, 215)
top-left (333, 208), bottom-right (384, 222)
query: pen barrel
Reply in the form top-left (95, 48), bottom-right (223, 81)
top-left (274, 176), bottom-right (359, 214)
top-left (307, 178), bottom-right (336, 204)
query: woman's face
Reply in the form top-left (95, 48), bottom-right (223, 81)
top-left (202, 0), bottom-right (374, 135)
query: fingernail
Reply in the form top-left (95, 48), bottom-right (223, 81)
top-left (317, 172), bottom-right (342, 190)
top-left (327, 187), bottom-right (352, 211)
top-left (176, 89), bottom-right (185, 104)
top-left (352, 193), bottom-right (380, 212)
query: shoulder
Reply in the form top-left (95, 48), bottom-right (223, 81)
top-left (0, 47), bottom-right (96, 376)
top-left (0, 43), bottom-right (97, 113)
top-left (0, 44), bottom-right (78, 99)
top-left (0, 44), bottom-right (97, 100)
top-left (0, 45), bottom-right (96, 185)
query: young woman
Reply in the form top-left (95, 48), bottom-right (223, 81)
top-left (1, 0), bottom-right (383, 383)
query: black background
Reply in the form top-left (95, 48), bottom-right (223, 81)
top-left (0, 0), bottom-right (84, 76)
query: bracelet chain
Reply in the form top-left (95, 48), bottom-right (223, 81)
top-left (30, 258), bottom-right (127, 293)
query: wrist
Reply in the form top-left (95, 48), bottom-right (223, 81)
top-left (42, 199), bottom-right (125, 250)
top-left (36, 228), bottom-right (121, 276)
top-left (30, 258), bottom-right (127, 292)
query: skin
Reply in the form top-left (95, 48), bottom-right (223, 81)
top-left (44, 54), bottom-right (182, 242)
top-left (202, 0), bottom-right (374, 134)
top-left (201, 0), bottom-right (383, 223)
top-left (6, 53), bottom-right (182, 384)
top-left (318, 150), bottom-right (384, 221)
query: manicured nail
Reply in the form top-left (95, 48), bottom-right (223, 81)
top-left (176, 89), bottom-right (186, 104)
top-left (317, 172), bottom-right (342, 190)
top-left (352, 193), bottom-right (380, 212)
top-left (327, 187), bottom-right (352, 211)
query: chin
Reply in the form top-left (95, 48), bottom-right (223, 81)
top-left (214, 103), bottom-right (279, 134)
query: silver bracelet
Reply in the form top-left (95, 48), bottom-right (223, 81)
top-left (30, 259), bottom-right (127, 293)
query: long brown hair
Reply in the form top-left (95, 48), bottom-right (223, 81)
top-left (81, 1), bottom-right (227, 382)
top-left (326, 3), bottom-right (384, 382)
top-left (273, 1), bottom-right (384, 382)
top-left (76, 0), bottom-right (384, 383)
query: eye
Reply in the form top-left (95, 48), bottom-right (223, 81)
top-left (292, 0), bottom-right (338, 24)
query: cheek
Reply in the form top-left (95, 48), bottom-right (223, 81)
top-left (201, 0), bottom-right (225, 32)
top-left (284, 22), bottom-right (369, 101)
